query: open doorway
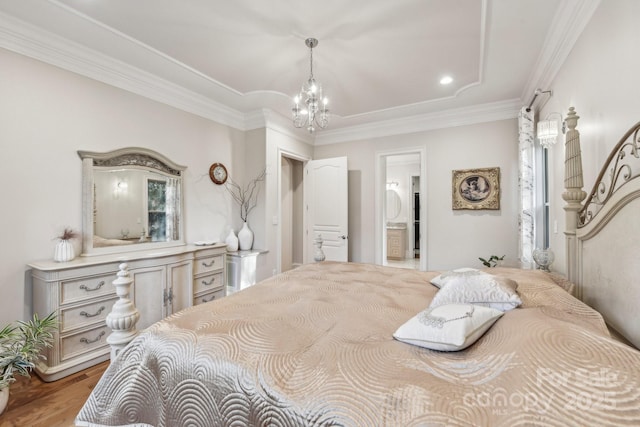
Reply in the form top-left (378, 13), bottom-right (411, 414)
top-left (411, 175), bottom-right (421, 260)
top-left (375, 148), bottom-right (427, 270)
top-left (280, 156), bottom-right (304, 272)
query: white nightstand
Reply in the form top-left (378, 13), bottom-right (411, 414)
top-left (226, 250), bottom-right (264, 294)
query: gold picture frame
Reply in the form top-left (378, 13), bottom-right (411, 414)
top-left (452, 167), bottom-right (500, 210)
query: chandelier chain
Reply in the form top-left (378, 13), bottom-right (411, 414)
top-left (309, 44), bottom-right (314, 79)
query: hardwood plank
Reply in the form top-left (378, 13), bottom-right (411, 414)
top-left (0, 362), bottom-right (108, 427)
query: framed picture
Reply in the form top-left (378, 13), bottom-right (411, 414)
top-left (452, 167), bottom-right (500, 210)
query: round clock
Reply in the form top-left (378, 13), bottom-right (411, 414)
top-left (209, 163), bottom-right (228, 185)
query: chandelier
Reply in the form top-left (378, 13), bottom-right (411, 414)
top-left (537, 112), bottom-right (566, 149)
top-left (292, 38), bottom-right (329, 133)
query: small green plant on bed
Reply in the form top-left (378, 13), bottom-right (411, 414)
top-left (0, 312), bottom-right (57, 390)
top-left (479, 255), bottom-right (505, 268)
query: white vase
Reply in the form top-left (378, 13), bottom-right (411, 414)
top-left (238, 222), bottom-right (253, 250)
top-left (225, 229), bottom-right (239, 252)
top-left (53, 239), bottom-right (75, 262)
top-left (0, 386), bottom-right (8, 415)
top-left (532, 248), bottom-right (555, 271)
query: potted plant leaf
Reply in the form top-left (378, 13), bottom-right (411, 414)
top-left (479, 254), bottom-right (505, 268)
top-left (0, 312), bottom-right (56, 414)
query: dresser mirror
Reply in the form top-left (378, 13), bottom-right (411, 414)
top-left (78, 147), bottom-right (186, 256)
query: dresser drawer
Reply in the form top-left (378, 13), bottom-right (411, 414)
top-left (194, 255), bottom-right (223, 275)
top-left (193, 288), bottom-right (225, 306)
top-left (60, 297), bottom-right (118, 333)
top-left (61, 273), bottom-right (117, 304)
top-left (60, 325), bottom-right (110, 362)
top-left (193, 272), bottom-right (224, 294)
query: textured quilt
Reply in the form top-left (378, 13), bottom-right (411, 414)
top-left (76, 262), bottom-right (640, 426)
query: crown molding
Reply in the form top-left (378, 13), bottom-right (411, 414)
top-left (520, 0), bottom-right (601, 109)
top-left (247, 109), bottom-right (314, 146)
top-left (0, 11), bottom-right (246, 130)
top-left (313, 99), bottom-right (522, 145)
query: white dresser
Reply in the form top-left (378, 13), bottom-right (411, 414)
top-left (28, 243), bottom-right (226, 382)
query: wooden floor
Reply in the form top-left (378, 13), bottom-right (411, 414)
top-left (0, 362), bottom-right (108, 427)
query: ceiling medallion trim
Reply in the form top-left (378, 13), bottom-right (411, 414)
top-left (313, 99), bottom-right (522, 146)
top-left (0, 1), bottom-right (597, 141)
top-left (0, 10), bottom-right (246, 130)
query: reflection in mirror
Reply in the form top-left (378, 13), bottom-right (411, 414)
top-left (386, 189), bottom-right (401, 220)
top-left (78, 148), bottom-right (186, 256)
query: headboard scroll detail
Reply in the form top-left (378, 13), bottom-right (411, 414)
top-left (579, 121), bottom-right (640, 227)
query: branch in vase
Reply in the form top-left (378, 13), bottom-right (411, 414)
top-left (225, 169), bottom-right (266, 223)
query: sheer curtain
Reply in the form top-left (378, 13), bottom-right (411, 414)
top-left (165, 177), bottom-right (180, 241)
top-left (518, 107), bottom-right (535, 265)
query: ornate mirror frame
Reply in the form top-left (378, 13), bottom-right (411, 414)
top-left (78, 147), bottom-right (186, 256)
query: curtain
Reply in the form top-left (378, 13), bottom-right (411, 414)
top-left (165, 177), bottom-right (180, 241)
top-left (518, 107), bottom-right (535, 264)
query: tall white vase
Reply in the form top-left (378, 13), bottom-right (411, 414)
top-left (238, 222), bottom-right (253, 250)
top-left (53, 239), bottom-right (75, 262)
top-left (225, 229), bottom-right (239, 252)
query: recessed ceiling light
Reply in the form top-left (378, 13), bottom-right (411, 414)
top-left (440, 76), bottom-right (453, 85)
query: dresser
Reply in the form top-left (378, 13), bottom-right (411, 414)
top-left (28, 243), bottom-right (226, 382)
top-left (192, 247), bottom-right (226, 305)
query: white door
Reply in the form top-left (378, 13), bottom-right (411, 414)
top-left (304, 157), bottom-right (348, 262)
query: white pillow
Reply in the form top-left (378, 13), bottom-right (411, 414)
top-left (430, 274), bottom-right (521, 311)
top-left (430, 267), bottom-right (488, 288)
top-left (393, 303), bottom-right (503, 351)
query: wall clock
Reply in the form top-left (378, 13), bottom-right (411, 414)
top-left (209, 163), bottom-right (228, 185)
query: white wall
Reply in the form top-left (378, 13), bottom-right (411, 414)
top-left (313, 119), bottom-right (520, 270)
top-left (0, 48), bottom-right (243, 325)
top-left (5, 0), bottom-right (634, 325)
top-left (541, 0), bottom-right (640, 275)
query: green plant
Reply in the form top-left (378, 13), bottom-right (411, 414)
top-left (0, 312), bottom-right (57, 389)
top-left (479, 255), bottom-right (505, 268)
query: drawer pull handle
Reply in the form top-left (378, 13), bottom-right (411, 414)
top-left (80, 306), bottom-right (106, 318)
top-left (80, 281), bottom-right (105, 292)
top-left (202, 295), bottom-right (216, 303)
top-left (202, 259), bottom-right (216, 267)
top-left (80, 331), bottom-right (105, 345)
top-left (202, 277), bottom-right (216, 286)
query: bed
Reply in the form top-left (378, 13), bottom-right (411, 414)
top-left (76, 109), bottom-right (640, 426)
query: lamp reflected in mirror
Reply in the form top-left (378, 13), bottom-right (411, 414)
top-left (386, 189), bottom-right (401, 220)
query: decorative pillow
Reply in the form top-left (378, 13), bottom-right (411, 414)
top-left (393, 303), bottom-right (504, 351)
top-left (430, 267), bottom-right (488, 288)
top-left (430, 274), bottom-right (521, 311)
